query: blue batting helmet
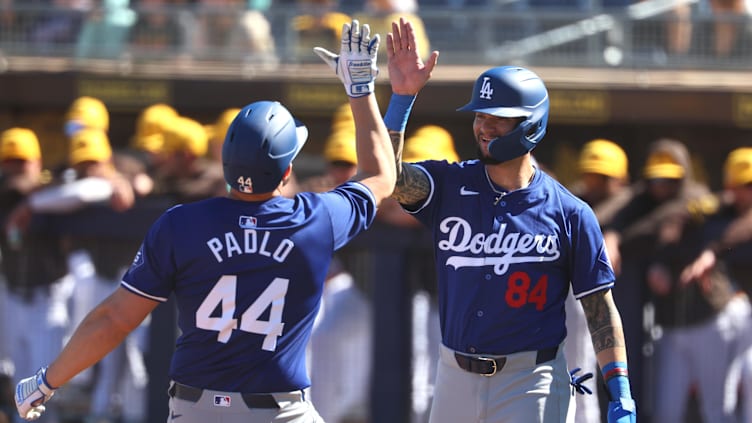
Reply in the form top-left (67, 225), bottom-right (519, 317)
top-left (222, 101), bottom-right (308, 193)
top-left (457, 66), bottom-right (549, 162)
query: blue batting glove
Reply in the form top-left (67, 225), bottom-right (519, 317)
top-left (607, 397), bottom-right (637, 423)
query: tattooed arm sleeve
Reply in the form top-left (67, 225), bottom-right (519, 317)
top-left (388, 129), bottom-right (431, 206)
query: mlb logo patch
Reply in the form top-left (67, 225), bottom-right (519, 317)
top-left (214, 395), bottom-right (232, 407)
top-left (239, 215), bottom-right (257, 228)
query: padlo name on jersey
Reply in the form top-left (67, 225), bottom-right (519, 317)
top-left (207, 229), bottom-right (294, 264)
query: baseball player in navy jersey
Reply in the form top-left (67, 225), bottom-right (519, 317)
top-left (15, 19), bottom-right (394, 422)
top-left (382, 18), bottom-right (636, 423)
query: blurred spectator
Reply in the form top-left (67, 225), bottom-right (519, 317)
top-left (602, 137), bottom-right (712, 421)
top-left (153, 115), bottom-right (227, 203)
top-left (58, 128), bottom-right (144, 422)
top-left (298, 103), bottom-right (356, 193)
top-left (129, 102), bottom-right (180, 187)
top-left (566, 138), bottom-right (631, 423)
top-left (353, 0), bottom-right (431, 59)
top-left (64, 95), bottom-right (109, 138)
top-left (192, 0), bottom-right (277, 64)
top-left (679, 147), bottom-right (752, 421)
top-left (29, 0), bottom-right (90, 53)
top-left (75, 0), bottom-right (137, 59)
top-left (709, 0), bottom-right (749, 56)
top-left (206, 107), bottom-right (241, 163)
top-left (0, 127), bottom-right (70, 423)
top-left (291, 0), bottom-right (351, 62)
top-left (665, 1), bottom-right (694, 56)
top-left (644, 161), bottom-right (747, 423)
top-left (126, 0), bottom-right (194, 61)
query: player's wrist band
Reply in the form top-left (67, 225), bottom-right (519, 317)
top-left (602, 361), bottom-right (631, 400)
top-left (384, 93), bottom-right (417, 132)
top-left (39, 366), bottom-right (58, 391)
top-left (602, 361), bottom-right (629, 382)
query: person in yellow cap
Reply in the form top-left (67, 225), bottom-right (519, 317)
top-left (131, 103), bottom-right (179, 163)
top-left (0, 127), bottom-right (69, 423)
top-left (6, 126), bottom-right (145, 422)
top-left (291, 0), bottom-right (352, 62)
top-left (573, 139), bottom-right (630, 214)
top-left (154, 116), bottom-right (227, 203)
top-left (601, 137), bottom-right (726, 422)
top-left (297, 102), bottom-right (358, 194)
top-left (207, 107), bottom-right (242, 163)
top-left (678, 147), bottom-right (752, 423)
top-left (566, 138), bottom-right (631, 423)
top-left (64, 96), bottom-right (110, 138)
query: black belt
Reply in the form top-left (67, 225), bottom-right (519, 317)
top-left (169, 382), bottom-right (280, 409)
top-left (454, 346), bottom-right (558, 376)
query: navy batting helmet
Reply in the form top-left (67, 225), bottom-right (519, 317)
top-left (457, 66), bottom-right (549, 163)
top-left (222, 101), bottom-right (308, 193)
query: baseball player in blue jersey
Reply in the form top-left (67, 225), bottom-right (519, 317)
top-left (382, 18), bottom-right (636, 423)
top-left (14, 19), bottom-right (394, 422)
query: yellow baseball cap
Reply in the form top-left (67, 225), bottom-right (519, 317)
top-left (132, 103), bottom-right (179, 153)
top-left (69, 128), bottom-right (112, 165)
top-left (162, 116), bottom-right (209, 157)
top-left (643, 151), bottom-right (684, 180)
top-left (66, 96), bottom-right (109, 133)
top-left (0, 128), bottom-right (41, 161)
top-left (724, 147), bottom-right (752, 188)
top-left (323, 129), bottom-right (357, 165)
top-left (404, 125), bottom-right (459, 163)
top-left (578, 139), bottom-right (628, 180)
top-left (330, 103), bottom-right (354, 132)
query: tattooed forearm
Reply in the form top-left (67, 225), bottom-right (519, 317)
top-left (393, 163), bottom-right (431, 205)
top-left (581, 290), bottom-right (626, 354)
top-left (388, 129), bottom-right (431, 206)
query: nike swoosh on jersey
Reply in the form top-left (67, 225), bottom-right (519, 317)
top-left (171, 411), bottom-right (183, 420)
top-left (460, 186), bottom-right (479, 196)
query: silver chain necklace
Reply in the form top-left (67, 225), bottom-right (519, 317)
top-left (484, 167), bottom-right (508, 206)
top-left (484, 166), bottom-right (535, 206)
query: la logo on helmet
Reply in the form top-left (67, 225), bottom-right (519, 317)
top-left (479, 77), bottom-right (494, 100)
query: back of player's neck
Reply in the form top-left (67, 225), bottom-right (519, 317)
top-left (228, 190), bottom-right (278, 202)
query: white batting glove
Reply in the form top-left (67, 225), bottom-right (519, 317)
top-left (314, 20), bottom-right (380, 98)
top-left (15, 367), bottom-right (57, 421)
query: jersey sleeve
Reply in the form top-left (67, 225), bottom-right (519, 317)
top-left (121, 207), bottom-right (179, 302)
top-left (570, 204), bottom-right (616, 299)
top-left (318, 181), bottom-right (378, 251)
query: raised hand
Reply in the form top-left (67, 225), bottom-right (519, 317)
top-left (386, 17), bottom-right (439, 96)
top-left (314, 20), bottom-right (380, 98)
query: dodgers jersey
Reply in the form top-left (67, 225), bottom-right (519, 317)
top-left (405, 160), bottom-right (615, 355)
top-left (121, 182), bottom-right (377, 393)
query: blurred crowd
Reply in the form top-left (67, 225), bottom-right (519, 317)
top-left (1, 91), bottom-right (752, 423)
top-left (0, 0), bottom-right (751, 66)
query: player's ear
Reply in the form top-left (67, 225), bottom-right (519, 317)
top-left (281, 164), bottom-right (293, 186)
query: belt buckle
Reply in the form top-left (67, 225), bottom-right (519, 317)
top-left (477, 356), bottom-right (497, 377)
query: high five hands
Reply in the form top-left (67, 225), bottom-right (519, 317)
top-left (386, 17), bottom-right (439, 96)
